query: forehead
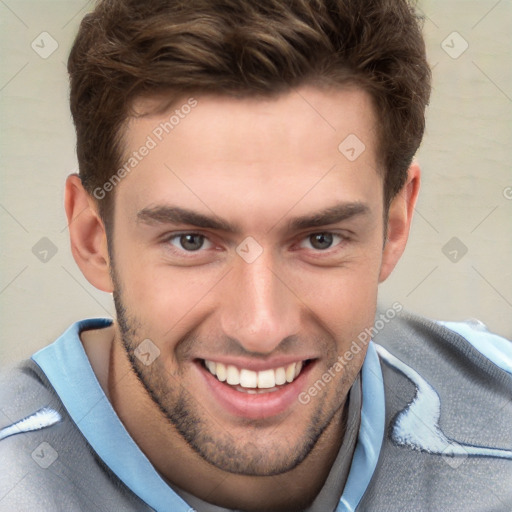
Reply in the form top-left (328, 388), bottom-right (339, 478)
top-left (117, 86), bottom-right (382, 225)
top-left (128, 86), bottom-right (378, 160)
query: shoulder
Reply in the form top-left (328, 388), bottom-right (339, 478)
top-left (361, 311), bottom-right (512, 511)
top-left (0, 360), bottom-right (76, 509)
top-left (0, 360), bottom-right (150, 511)
top-left (374, 310), bottom-right (511, 383)
top-left (0, 359), bottom-right (64, 444)
top-left (373, 310), bottom-right (512, 440)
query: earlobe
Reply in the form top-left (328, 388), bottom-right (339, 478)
top-left (379, 162), bottom-right (421, 283)
top-left (65, 174), bottom-right (114, 293)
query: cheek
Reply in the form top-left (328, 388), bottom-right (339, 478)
top-left (289, 254), bottom-right (381, 347)
top-left (316, 280), bottom-right (377, 341)
top-left (117, 256), bottom-right (225, 337)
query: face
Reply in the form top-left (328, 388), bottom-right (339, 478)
top-left (109, 86), bottom-right (385, 476)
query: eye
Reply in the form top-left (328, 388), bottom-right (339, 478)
top-left (300, 232), bottom-right (343, 251)
top-left (168, 233), bottom-right (212, 252)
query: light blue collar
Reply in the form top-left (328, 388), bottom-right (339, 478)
top-left (336, 342), bottom-right (385, 511)
top-left (33, 318), bottom-right (192, 511)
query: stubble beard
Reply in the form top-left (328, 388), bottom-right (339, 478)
top-left (111, 277), bottom-right (351, 476)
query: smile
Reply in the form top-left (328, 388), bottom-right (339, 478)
top-left (203, 360), bottom-right (307, 393)
top-left (197, 357), bottom-right (315, 419)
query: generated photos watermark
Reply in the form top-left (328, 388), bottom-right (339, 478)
top-left (93, 97), bottom-right (198, 200)
top-left (298, 302), bottom-right (402, 405)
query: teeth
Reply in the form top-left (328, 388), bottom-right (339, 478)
top-left (240, 369), bottom-right (257, 388)
top-left (275, 367), bottom-right (286, 385)
top-left (235, 385), bottom-right (281, 394)
top-left (226, 365), bottom-right (240, 385)
top-left (216, 362), bottom-right (227, 382)
top-left (204, 360), bottom-right (306, 389)
top-left (285, 363), bottom-right (296, 383)
top-left (205, 360), bottom-right (216, 374)
top-left (257, 369), bottom-right (275, 389)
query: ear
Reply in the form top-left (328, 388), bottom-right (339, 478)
top-left (64, 174), bottom-right (114, 293)
top-left (379, 162), bottom-right (421, 283)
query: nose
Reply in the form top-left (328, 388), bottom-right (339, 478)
top-left (220, 252), bottom-right (301, 354)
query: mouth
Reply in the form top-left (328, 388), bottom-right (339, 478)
top-left (203, 359), bottom-right (310, 393)
top-left (196, 358), bottom-right (315, 419)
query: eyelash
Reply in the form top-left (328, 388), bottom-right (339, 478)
top-left (298, 233), bottom-right (346, 251)
top-left (162, 231), bottom-right (349, 256)
top-left (166, 233), bottom-right (213, 251)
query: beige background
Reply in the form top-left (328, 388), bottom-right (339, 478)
top-left (1, 0), bottom-right (511, 365)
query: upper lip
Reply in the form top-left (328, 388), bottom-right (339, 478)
top-left (196, 356), bottom-right (315, 372)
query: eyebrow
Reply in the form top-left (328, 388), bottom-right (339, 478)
top-left (285, 202), bottom-right (370, 231)
top-left (136, 202), bottom-right (370, 233)
top-left (137, 206), bottom-right (237, 232)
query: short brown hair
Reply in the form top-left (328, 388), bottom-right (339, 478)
top-left (68, 0), bottom-right (431, 223)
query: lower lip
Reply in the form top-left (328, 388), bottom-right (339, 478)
top-left (198, 362), bottom-right (314, 420)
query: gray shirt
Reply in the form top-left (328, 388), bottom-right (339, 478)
top-left (1, 313), bottom-right (511, 511)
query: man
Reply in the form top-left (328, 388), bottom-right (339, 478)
top-left (1, 0), bottom-right (511, 510)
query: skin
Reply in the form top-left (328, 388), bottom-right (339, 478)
top-left (66, 86), bottom-right (420, 511)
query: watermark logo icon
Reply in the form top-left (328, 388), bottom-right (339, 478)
top-left (236, 236), bottom-right (263, 264)
top-left (442, 237), bottom-right (468, 263)
top-left (31, 441), bottom-right (58, 469)
top-left (32, 237), bottom-right (58, 263)
top-left (441, 441), bottom-right (468, 469)
top-left (135, 339), bottom-right (160, 366)
top-left (338, 134), bottom-right (366, 162)
top-left (441, 32), bottom-right (469, 59)
top-left (31, 32), bottom-right (59, 59)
